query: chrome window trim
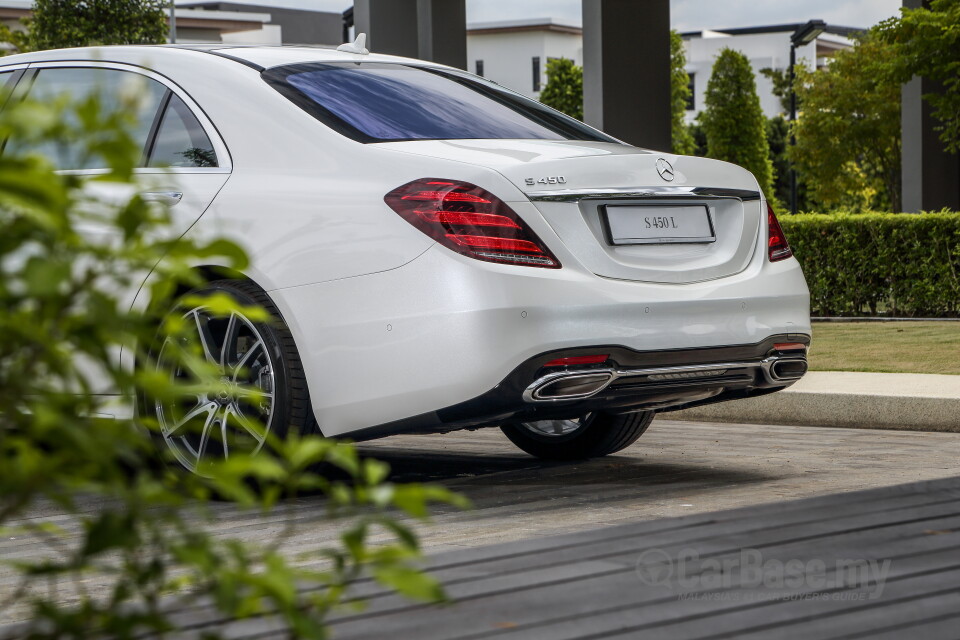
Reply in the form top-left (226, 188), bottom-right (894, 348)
top-left (22, 60), bottom-right (232, 173)
top-left (526, 186), bottom-right (762, 203)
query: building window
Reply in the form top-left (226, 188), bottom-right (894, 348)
top-left (476, 60), bottom-right (484, 77)
top-left (532, 56), bottom-right (541, 92)
top-left (686, 73), bottom-right (696, 110)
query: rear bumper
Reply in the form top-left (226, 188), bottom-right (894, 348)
top-left (349, 335), bottom-right (809, 440)
top-left (269, 243), bottom-right (811, 438)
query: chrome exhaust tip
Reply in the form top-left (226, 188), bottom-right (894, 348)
top-left (765, 358), bottom-right (808, 382)
top-left (524, 371), bottom-right (614, 402)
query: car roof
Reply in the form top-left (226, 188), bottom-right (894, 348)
top-left (0, 44), bottom-right (446, 72)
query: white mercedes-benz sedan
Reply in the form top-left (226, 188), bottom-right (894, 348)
top-left (0, 43), bottom-right (810, 470)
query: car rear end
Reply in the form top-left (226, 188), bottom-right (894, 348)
top-left (246, 52), bottom-right (811, 437)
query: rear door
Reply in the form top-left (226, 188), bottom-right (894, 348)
top-left (4, 63), bottom-right (231, 392)
top-left (16, 63), bottom-right (231, 255)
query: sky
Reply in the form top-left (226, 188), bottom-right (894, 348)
top-left (178, 0), bottom-right (905, 32)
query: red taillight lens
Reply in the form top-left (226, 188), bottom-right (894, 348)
top-left (544, 355), bottom-right (610, 367)
top-left (767, 203), bottom-right (793, 262)
top-left (774, 343), bottom-right (807, 352)
top-left (385, 178), bottom-right (561, 268)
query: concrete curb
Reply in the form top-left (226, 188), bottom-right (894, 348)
top-left (670, 371), bottom-right (960, 432)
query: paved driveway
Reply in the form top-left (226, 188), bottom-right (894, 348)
top-left (3, 419), bottom-right (960, 624)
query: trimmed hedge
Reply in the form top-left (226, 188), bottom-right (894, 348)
top-left (780, 211), bottom-right (960, 317)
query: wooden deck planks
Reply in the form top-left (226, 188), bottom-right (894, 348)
top-left (167, 476), bottom-right (960, 640)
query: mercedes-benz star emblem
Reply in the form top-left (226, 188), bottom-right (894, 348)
top-left (656, 158), bottom-right (675, 182)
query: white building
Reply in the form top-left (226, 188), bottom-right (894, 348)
top-left (464, 18), bottom-right (859, 117)
top-left (682, 24), bottom-right (858, 122)
top-left (466, 18), bottom-right (582, 100)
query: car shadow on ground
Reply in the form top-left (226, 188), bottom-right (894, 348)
top-left (356, 440), bottom-right (776, 492)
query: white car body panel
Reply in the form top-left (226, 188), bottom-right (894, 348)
top-left (271, 246), bottom-right (809, 436)
top-left (1, 45), bottom-right (812, 438)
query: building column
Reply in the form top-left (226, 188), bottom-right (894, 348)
top-left (417, 0), bottom-right (467, 69)
top-left (353, 0), bottom-right (465, 69)
top-left (582, 0), bottom-right (672, 150)
top-left (353, 0), bottom-right (419, 58)
top-left (901, 0), bottom-right (960, 212)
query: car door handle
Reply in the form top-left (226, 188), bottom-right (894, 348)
top-left (140, 191), bottom-right (183, 205)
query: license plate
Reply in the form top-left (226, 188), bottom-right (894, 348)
top-left (603, 204), bottom-right (715, 245)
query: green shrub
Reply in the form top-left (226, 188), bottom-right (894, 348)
top-left (539, 57), bottom-right (582, 120)
top-left (782, 211), bottom-right (960, 317)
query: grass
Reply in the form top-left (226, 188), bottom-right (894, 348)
top-left (809, 321), bottom-right (960, 375)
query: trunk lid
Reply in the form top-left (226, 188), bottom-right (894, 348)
top-left (377, 140), bottom-right (764, 284)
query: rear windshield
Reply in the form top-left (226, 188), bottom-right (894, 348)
top-left (262, 62), bottom-right (619, 144)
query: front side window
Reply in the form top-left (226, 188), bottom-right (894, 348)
top-left (147, 94), bottom-right (218, 168)
top-left (11, 67), bottom-right (167, 170)
top-left (264, 62), bottom-right (618, 144)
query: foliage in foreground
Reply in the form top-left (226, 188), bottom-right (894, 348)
top-left (790, 33), bottom-right (902, 213)
top-left (701, 48), bottom-right (774, 199)
top-left (0, 85), bottom-right (464, 637)
top-left (539, 57), bottom-right (583, 120)
top-left (782, 211), bottom-right (960, 317)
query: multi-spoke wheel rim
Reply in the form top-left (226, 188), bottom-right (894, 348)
top-left (155, 306), bottom-right (276, 474)
top-left (520, 414), bottom-right (593, 438)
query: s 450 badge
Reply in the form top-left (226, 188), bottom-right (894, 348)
top-left (525, 176), bottom-right (567, 186)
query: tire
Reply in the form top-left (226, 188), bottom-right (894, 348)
top-left (500, 411), bottom-right (655, 460)
top-left (144, 279), bottom-right (317, 475)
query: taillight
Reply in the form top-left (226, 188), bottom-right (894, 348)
top-left (767, 202), bottom-right (793, 262)
top-left (544, 355), bottom-right (610, 367)
top-left (385, 178), bottom-right (561, 268)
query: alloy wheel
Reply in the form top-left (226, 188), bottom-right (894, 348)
top-left (520, 414), bottom-right (594, 438)
top-left (155, 306), bottom-right (276, 474)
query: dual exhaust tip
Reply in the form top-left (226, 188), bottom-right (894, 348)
top-left (525, 356), bottom-right (808, 403)
top-left (767, 358), bottom-right (808, 382)
top-left (533, 372), bottom-right (614, 401)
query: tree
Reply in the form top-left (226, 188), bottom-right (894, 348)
top-left (670, 30), bottom-right (696, 155)
top-left (28, 0), bottom-right (168, 50)
top-left (759, 66), bottom-right (792, 115)
top-left (0, 92), bottom-right (464, 636)
top-left (539, 57), bottom-right (583, 120)
top-left (701, 48), bottom-right (774, 199)
top-left (687, 116), bottom-right (708, 157)
top-left (765, 114), bottom-right (810, 212)
top-left (876, 0), bottom-right (960, 154)
top-left (790, 33), bottom-right (902, 212)
top-left (0, 22), bottom-right (29, 54)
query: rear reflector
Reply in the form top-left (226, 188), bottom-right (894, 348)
top-left (544, 355), bottom-right (610, 367)
top-left (773, 343), bottom-right (807, 352)
top-left (385, 178), bottom-right (561, 269)
top-left (767, 203), bottom-right (793, 262)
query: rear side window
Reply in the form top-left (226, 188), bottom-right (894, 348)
top-left (12, 67), bottom-right (167, 170)
top-left (0, 70), bottom-right (16, 111)
top-left (263, 62), bottom-right (618, 144)
top-left (147, 94), bottom-right (218, 168)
